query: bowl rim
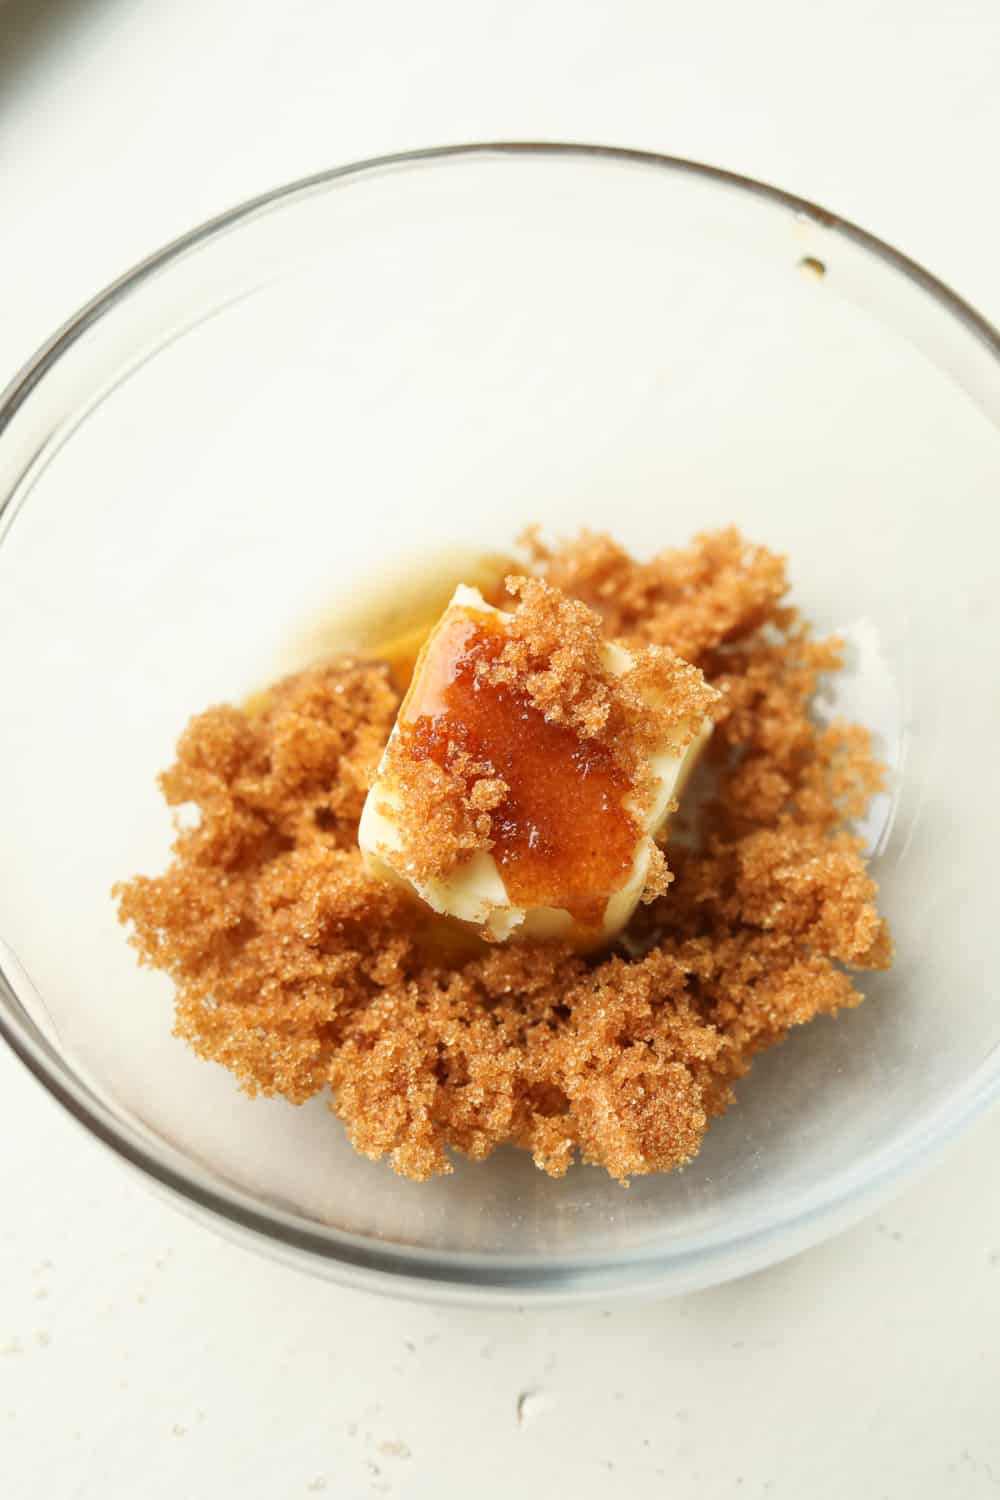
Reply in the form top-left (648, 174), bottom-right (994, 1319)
top-left (2, 141), bottom-right (999, 1301)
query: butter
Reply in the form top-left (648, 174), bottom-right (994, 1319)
top-left (359, 586), bottom-right (711, 946)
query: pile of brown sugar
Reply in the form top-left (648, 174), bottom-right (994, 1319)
top-left (116, 527), bottom-right (892, 1182)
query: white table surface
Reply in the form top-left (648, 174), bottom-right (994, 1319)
top-left (2, 2), bottom-right (1000, 1496)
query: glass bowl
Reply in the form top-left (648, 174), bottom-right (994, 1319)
top-left (2, 145), bottom-right (999, 1303)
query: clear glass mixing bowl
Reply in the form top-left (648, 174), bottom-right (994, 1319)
top-left (2, 145), bottom-right (999, 1303)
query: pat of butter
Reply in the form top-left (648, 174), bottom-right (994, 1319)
top-left (358, 586), bottom-right (711, 946)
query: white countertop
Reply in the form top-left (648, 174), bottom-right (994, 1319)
top-left (3, 1), bottom-right (1000, 1495)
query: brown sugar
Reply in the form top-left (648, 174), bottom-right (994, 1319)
top-left (115, 528), bottom-right (893, 1182)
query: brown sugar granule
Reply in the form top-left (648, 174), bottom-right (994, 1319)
top-left (481, 576), bottom-right (715, 763)
top-left (374, 750), bottom-right (506, 888)
top-left (525, 525), bottom-right (791, 663)
top-left (116, 529), bottom-right (893, 1182)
